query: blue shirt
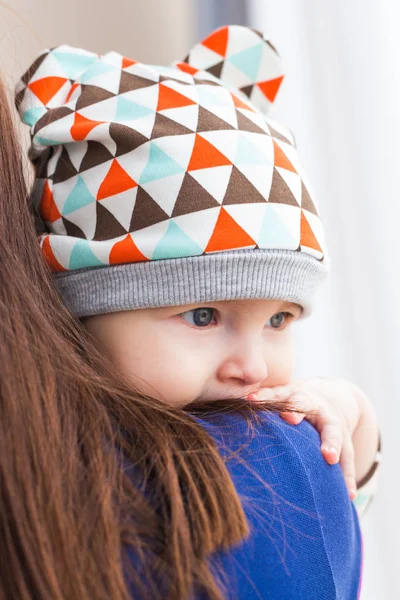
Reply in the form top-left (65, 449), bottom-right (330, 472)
top-left (124, 409), bottom-right (362, 599)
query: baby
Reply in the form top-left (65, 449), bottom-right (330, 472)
top-left (16, 22), bottom-right (379, 520)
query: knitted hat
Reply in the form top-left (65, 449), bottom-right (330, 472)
top-left (15, 25), bottom-right (328, 319)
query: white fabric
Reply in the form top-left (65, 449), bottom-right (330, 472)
top-left (247, 1), bottom-right (398, 598)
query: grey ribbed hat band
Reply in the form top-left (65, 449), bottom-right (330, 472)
top-left (54, 249), bottom-right (328, 319)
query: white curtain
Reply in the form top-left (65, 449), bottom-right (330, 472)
top-left (247, 0), bottom-right (399, 598)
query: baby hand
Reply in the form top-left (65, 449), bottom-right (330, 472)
top-left (247, 377), bottom-right (378, 500)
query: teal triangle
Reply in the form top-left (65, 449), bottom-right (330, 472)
top-left (228, 43), bottom-right (264, 81)
top-left (23, 106), bottom-right (47, 127)
top-left (258, 205), bottom-right (298, 248)
top-left (63, 175), bottom-right (95, 215)
top-left (115, 96), bottom-right (153, 122)
top-left (52, 52), bottom-right (98, 80)
top-left (69, 239), bottom-right (105, 270)
top-left (196, 84), bottom-right (225, 107)
top-left (139, 142), bottom-right (184, 184)
top-left (80, 60), bottom-right (116, 84)
top-left (35, 135), bottom-right (60, 146)
top-left (235, 133), bottom-right (268, 165)
top-left (152, 221), bottom-right (202, 260)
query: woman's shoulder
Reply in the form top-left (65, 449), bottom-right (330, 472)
top-left (192, 408), bottom-right (363, 600)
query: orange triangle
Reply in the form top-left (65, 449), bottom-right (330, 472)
top-left (109, 234), bottom-right (148, 265)
top-left (29, 77), bottom-right (68, 106)
top-left (65, 82), bottom-right (80, 103)
top-left (175, 62), bottom-right (199, 75)
top-left (231, 92), bottom-right (254, 112)
top-left (122, 56), bottom-right (136, 69)
top-left (300, 211), bottom-right (322, 253)
top-left (257, 76), bottom-right (284, 103)
top-left (157, 83), bottom-right (196, 111)
top-left (202, 26), bottom-right (229, 57)
top-left (97, 159), bottom-right (138, 200)
top-left (40, 180), bottom-right (61, 223)
top-left (42, 236), bottom-right (67, 272)
top-left (71, 112), bottom-right (103, 141)
top-left (188, 134), bottom-right (232, 171)
top-left (273, 140), bottom-right (297, 173)
top-left (205, 207), bottom-right (256, 253)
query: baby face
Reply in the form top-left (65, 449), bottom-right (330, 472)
top-left (82, 299), bottom-right (302, 408)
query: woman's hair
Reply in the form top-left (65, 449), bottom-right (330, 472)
top-left (0, 73), bottom-right (291, 600)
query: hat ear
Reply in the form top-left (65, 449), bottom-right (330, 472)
top-left (177, 25), bottom-right (284, 115)
top-left (15, 45), bottom-right (98, 129)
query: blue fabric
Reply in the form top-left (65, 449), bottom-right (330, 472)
top-left (194, 410), bottom-right (362, 600)
top-left (123, 409), bottom-right (362, 599)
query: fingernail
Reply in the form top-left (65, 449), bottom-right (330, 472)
top-left (322, 445), bottom-right (338, 458)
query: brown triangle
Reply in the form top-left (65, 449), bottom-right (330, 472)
top-left (20, 52), bottom-right (47, 86)
top-left (193, 77), bottom-right (221, 87)
top-left (94, 201), bottom-right (129, 240)
top-left (129, 186), bottom-right (170, 232)
top-left (197, 105), bottom-right (235, 132)
top-left (240, 84), bottom-right (254, 98)
top-left (268, 168), bottom-right (299, 206)
top-left (75, 85), bottom-right (116, 110)
top-left (110, 122), bottom-right (148, 157)
top-left (268, 124), bottom-right (292, 145)
top-left (236, 110), bottom-right (267, 135)
top-left (172, 173), bottom-right (220, 217)
top-left (34, 147), bottom-right (54, 179)
top-left (34, 106), bottom-right (73, 135)
top-left (52, 147), bottom-right (78, 183)
top-left (151, 112), bottom-right (193, 139)
top-left (222, 166), bottom-right (267, 205)
top-left (62, 216), bottom-right (86, 239)
top-left (207, 61), bottom-right (224, 79)
top-left (80, 141), bottom-right (114, 173)
top-left (159, 74), bottom-right (190, 86)
top-left (118, 71), bottom-right (157, 94)
top-left (301, 181), bottom-right (319, 216)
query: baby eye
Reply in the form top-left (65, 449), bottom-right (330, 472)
top-left (267, 312), bottom-right (293, 329)
top-left (179, 307), bottom-right (216, 328)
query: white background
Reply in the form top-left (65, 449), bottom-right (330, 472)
top-left (248, 1), bottom-right (399, 598)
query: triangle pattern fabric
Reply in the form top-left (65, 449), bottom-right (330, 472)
top-left (153, 220), bottom-right (203, 260)
top-left (196, 105), bottom-right (235, 132)
top-left (71, 112), bottom-right (103, 141)
top-left (205, 207), bottom-right (256, 253)
top-left (29, 76), bottom-right (68, 105)
top-left (17, 35), bottom-right (326, 275)
top-left (202, 26), bottom-right (229, 57)
top-left (300, 210), bottom-right (323, 253)
top-left (228, 43), bottom-right (264, 81)
top-left (129, 186), bottom-right (170, 232)
top-left (97, 159), bottom-right (137, 200)
top-left (258, 204), bottom-right (300, 250)
top-left (172, 172), bottom-right (220, 217)
top-left (63, 175), bottom-right (95, 215)
top-left (40, 180), bottom-right (61, 222)
top-left (69, 239), bottom-right (105, 269)
top-left (94, 201), bottom-right (129, 240)
top-left (110, 234), bottom-right (148, 265)
top-left (99, 186), bottom-right (138, 231)
top-left (151, 112), bottom-right (194, 139)
top-left (222, 165), bottom-right (267, 205)
top-left (115, 96), bottom-right (154, 122)
top-left (110, 122), bottom-right (148, 157)
top-left (140, 141), bottom-right (185, 184)
top-left (188, 134), bottom-right (232, 170)
top-left (157, 83), bottom-right (196, 111)
top-left (268, 168), bottom-right (300, 207)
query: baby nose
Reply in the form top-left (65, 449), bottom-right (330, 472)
top-left (217, 340), bottom-right (268, 386)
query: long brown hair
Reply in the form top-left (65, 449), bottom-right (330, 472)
top-left (0, 73), bottom-right (290, 600)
